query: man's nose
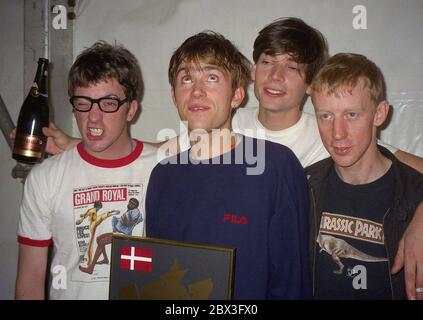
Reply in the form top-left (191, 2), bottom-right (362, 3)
top-left (191, 81), bottom-right (206, 98)
top-left (270, 65), bottom-right (286, 81)
top-left (333, 117), bottom-right (347, 140)
top-left (88, 102), bottom-right (103, 121)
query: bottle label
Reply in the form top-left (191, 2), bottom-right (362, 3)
top-left (13, 133), bottom-right (46, 158)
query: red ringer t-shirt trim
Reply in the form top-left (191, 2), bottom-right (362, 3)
top-left (77, 139), bottom-right (143, 168)
top-left (18, 236), bottom-right (52, 247)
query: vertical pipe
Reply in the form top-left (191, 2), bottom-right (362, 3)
top-left (44, 0), bottom-right (49, 60)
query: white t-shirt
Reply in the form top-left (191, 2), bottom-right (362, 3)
top-left (232, 107), bottom-right (398, 167)
top-left (18, 140), bottom-right (158, 300)
top-left (232, 107), bottom-right (327, 167)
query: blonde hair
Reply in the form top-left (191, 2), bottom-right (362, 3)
top-left (311, 53), bottom-right (386, 104)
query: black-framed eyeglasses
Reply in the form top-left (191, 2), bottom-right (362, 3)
top-left (70, 96), bottom-right (129, 113)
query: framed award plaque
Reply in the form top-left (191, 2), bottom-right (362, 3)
top-left (109, 234), bottom-right (235, 300)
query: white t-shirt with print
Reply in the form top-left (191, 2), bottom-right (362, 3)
top-left (18, 140), bottom-right (158, 300)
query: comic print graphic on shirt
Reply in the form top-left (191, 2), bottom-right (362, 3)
top-left (72, 183), bottom-right (143, 282)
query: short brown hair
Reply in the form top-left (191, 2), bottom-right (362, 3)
top-left (311, 53), bottom-right (386, 104)
top-left (253, 17), bottom-right (328, 84)
top-left (168, 31), bottom-right (251, 95)
top-left (68, 41), bottom-right (143, 102)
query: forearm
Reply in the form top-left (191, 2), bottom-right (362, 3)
top-left (411, 200), bottom-right (423, 224)
top-left (392, 200), bottom-right (423, 299)
top-left (15, 272), bottom-right (46, 299)
top-left (66, 137), bottom-right (81, 150)
top-left (394, 150), bottom-right (423, 174)
top-left (15, 244), bottom-right (48, 300)
top-left (42, 122), bottom-right (81, 155)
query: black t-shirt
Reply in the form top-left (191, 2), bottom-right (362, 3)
top-left (314, 165), bottom-right (395, 300)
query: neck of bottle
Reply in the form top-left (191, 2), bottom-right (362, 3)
top-left (33, 58), bottom-right (49, 96)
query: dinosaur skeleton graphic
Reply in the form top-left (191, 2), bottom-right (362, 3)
top-left (317, 234), bottom-right (388, 274)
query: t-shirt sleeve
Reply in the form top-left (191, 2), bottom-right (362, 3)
top-left (267, 149), bottom-right (312, 299)
top-left (378, 140), bottom-right (399, 153)
top-left (18, 165), bottom-right (53, 247)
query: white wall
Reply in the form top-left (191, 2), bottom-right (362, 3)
top-left (73, 0), bottom-right (423, 155)
top-left (0, 0), bottom-right (25, 299)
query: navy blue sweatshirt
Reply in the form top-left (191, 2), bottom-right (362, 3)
top-left (146, 136), bottom-right (311, 299)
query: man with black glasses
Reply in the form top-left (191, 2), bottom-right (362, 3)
top-left (15, 41), bottom-right (158, 299)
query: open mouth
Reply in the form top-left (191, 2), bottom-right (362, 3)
top-left (88, 128), bottom-right (103, 137)
top-left (264, 88), bottom-right (286, 97)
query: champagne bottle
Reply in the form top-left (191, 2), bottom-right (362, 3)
top-left (13, 58), bottom-right (50, 164)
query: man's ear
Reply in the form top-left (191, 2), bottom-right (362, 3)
top-left (373, 100), bottom-right (390, 127)
top-left (251, 64), bottom-right (256, 81)
top-left (231, 87), bottom-right (245, 110)
top-left (126, 100), bottom-right (139, 122)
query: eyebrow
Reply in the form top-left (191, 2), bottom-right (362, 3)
top-left (73, 93), bottom-right (121, 99)
top-left (261, 54), bottom-right (303, 68)
top-left (176, 64), bottom-right (223, 77)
